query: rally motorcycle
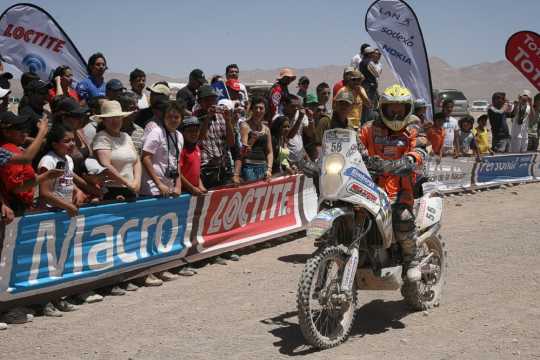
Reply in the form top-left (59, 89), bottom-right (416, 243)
top-left (297, 128), bottom-right (446, 349)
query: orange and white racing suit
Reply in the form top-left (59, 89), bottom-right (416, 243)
top-left (359, 119), bottom-right (424, 263)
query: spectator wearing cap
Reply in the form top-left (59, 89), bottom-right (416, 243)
top-left (194, 84), bottom-right (235, 188)
top-left (49, 65), bottom-right (79, 103)
top-left (334, 69), bottom-right (370, 129)
top-left (117, 92), bottom-right (145, 154)
top-left (316, 90), bottom-right (354, 148)
top-left (304, 93), bottom-right (326, 160)
top-left (510, 90), bottom-right (533, 153)
top-left (269, 68), bottom-right (296, 118)
top-left (18, 79), bottom-right (52, 138)
top-left (106, 79), bottom-right (126, 101)
top-left (333, 66), bottom-right (355, 100)
top-left (316, 82), bottom-right (331, 115)
top-left (179, 116), bottom-right (207, 195)
top-left (136, 82), bottom-right (171, 131)
top-left (351, 43), bottom-right (372, 70)
top-left (129, 68), bottom-right (149, 109)
top-left (225, 64), bottom-right (248, 106)
top-left (359, 46), bottom-right (381, 108)
top-left (51, 96), bottom-right (93, 172)
top-left (76, 52), bottom-right (107, 102)
top-left (177, 69), bottom-right (207, 114)
top-left (91, 100), bottom-right (141, 201)
top-left (297, 76), bottom-right (310, 104)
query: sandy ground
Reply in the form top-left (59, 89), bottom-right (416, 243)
top-left (1, 182), bottom-right (540, 360)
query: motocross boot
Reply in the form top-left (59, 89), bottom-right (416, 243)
top-left (400, 234), bottom-right (422, 282)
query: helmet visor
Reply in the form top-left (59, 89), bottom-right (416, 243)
top-left (381, 102), bottom-right (412, 122)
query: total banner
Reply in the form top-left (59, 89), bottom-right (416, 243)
top-left (0, 175), bottom-right (317, 303)
top-left (505, 31), bottom-right (540, 92)
top-left (0, 3), bottom-right (87, 82)
top-left (365, 0), bottom-right (434, 120)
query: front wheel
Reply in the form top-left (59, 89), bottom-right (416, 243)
top-left (297, 246), bottom-right (357, 349)
top-left (401, 234), bottom-right (447, 310)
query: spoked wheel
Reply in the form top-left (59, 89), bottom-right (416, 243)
top-left (401, 235), bottom-right (447, 311)
top-left (297, 246), bottom-right (357, 349)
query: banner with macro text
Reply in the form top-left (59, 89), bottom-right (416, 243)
top-left (0, 3), bottom-right (87, 82)
top-left (365, 0), bottom-right (434, 120)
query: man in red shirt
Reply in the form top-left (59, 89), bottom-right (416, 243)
top-left (269, 68), bottom-right (296, 119)
top-left (179, 116), bottom-right (207, 195)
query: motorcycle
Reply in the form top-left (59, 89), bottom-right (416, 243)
top-left (297, 128), bottom-right (446, 349)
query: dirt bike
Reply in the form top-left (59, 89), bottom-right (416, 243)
top-left (297, 128), bottom-right (446, 349)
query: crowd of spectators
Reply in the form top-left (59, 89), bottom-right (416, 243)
top-left (0, 44), bottom-right (538, 324)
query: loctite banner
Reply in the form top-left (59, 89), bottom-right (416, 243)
top-left (505, 31), bottom-right (540, 92)
top-left (0, 3), bottom-right (87, 82)
top-left (365, 0), bottom-right (434, 120)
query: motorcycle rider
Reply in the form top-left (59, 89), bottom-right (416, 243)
top-left (359, 84), bottom-right (425, 282)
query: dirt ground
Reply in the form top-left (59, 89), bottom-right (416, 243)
top-left (1, 182), bottom-right (540, 360)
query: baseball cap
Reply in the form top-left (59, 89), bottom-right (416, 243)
top-left (350, 70), bottom-right (364, 80)
top-left (189, 69), bottom-right (207, 84)
top-left (106, 79), bottom-right (126, 92)
top-left (217, 99), bottom-right (235, 110)
top-left (520, 90), bottom-right (532, 98)
top-left (147, 82), bottom-right (171, 97)
top-left (363, 46), bottom-right (376, 54)
top-left (334, 89), bottom-right (354, 104)
top-left (305, 93), bottom-right (319, 105)
top-left (52, 97), bottom-right (90, 116)
top-left (197, 85), bottom-right (218, 99)
top-left (0, 111), bottom-right (31, 130)
top-left (343, 66), bottom-right (356, 75)
top-left (278, 68), bottom-right (296, 80)
top-left (181, 116), bottom-right (201, 129)
top-left (26, 79), bottom-right (52, 92)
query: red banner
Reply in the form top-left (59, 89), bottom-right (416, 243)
top-left (185, 175), bottom-right (316, 259)
top-left (505, 31), bottom-right (540, 92)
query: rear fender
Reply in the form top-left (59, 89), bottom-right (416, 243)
top-left (306, 207), bottom-right (354, 241)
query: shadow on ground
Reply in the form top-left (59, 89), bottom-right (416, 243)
top-left (261, 299), bottom-right (411, 356)
top-left (277, 254), bottom-right (313, 264)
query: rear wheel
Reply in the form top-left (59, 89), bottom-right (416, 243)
top-left (297, 246), bottom-right (357, 349)
top-left (401, 235), bottom-right (446, 310)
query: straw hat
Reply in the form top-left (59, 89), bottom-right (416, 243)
top-left (90, 100), bottom-right (133, 122)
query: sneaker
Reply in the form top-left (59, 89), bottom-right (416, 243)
top-left (228, 253), bottom-right (240, 261)
top-left (144, 274), bottom-right (163, 287)
top-left (158, 271), bottom-right (179, 282)
top-left (110, 285), bottom-right (126, 296)
top-left (212, 256), bottom-right (228, 265)
top-left (79, 291), bottom-right (104, 304)
top-left (42, 302), bottom-right (63, 317)
top-left (2, 308), bottom-right (28, 324)
top-left (124, 282), bottom-right (138, 291)
top-left (53, 299), bottom-right (77, 312)
top-left (178, 267), bottom-right (196, 276)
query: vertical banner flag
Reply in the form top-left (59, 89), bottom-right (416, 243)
top-left (505, 31), bottom-right (540, 92)
top-left (0, 3), bottom-right (87, 82)
top-left (211, 80), bottom-right (230, 101)
top-left (365, 0), bottom-right (434, 120)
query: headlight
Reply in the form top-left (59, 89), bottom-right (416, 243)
top-left (324, 153), bottom-right (345, 175)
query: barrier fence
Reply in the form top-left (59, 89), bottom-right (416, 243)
top-left (1, 153), bottom-right (538, 306)
top-left (0, 175), bottom-right (318, 306)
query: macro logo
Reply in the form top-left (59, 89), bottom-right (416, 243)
top-left (22, 53), bottom-right (47, 74)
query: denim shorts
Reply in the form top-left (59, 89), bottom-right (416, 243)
top-left (241, 163), bottom-right (267, 182)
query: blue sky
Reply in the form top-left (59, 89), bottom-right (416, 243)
top-left (2, 0), bottom-right (539, 77)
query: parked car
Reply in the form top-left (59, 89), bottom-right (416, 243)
top-left (433, 89), bottom-right (469, 117)
top-left (470, 100), bottom-right (489, 113)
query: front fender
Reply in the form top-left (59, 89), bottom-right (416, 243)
top-left (306, 206), bottom-right (354, 241)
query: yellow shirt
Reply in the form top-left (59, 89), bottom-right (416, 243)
top-left (473, 127), bottom-right (490, 154)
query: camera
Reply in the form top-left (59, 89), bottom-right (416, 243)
top-left (166, 169), bottom-right (179, 179)
top-left (56, 161), bottom-right (66, 170)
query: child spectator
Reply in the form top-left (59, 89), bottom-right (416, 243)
top-left (473, 115), bottom-right (493, 155)
top-left (179, 116), bottom-right (207, 195)
top-left (92, 100), bottom-right (141, 201)
top-left (426, 112), bottom-right (445, 160)
top-left (38, 124), bottom-right (81, 216)
top-left (141, 101), bottom-right (183, 197)
top-left (454, 115), bottom-right (479, 158)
